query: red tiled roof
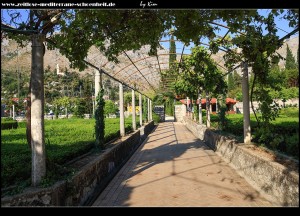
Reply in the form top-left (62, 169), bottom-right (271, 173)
top-left (180, 98), bottom-right (237, 105)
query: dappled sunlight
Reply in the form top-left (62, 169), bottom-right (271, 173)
top-left (93, 121), bottom-right (273, 207)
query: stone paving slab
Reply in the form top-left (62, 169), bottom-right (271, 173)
top-left (92, 120), bottom-right (274, 207)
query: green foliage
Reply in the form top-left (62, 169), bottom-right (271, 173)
top-left (73, 98), bottom-right (86, 118)
top-left (124, 91), bottom-right (138, 107)
top-left (152, 112), bottom-right (161, 124)
top-left (104, 100), bottom-right (118, 116)
top-left (142, 97), bottom-right (148, 122)
top-left (208, 112), bottom-right (299, 158)
top-left (95, 89), bottom-right (105, 149)
top-left (285, 45), bottom-right (297, 70)
top-left (217, 96), bottom-right (228, 130)
top-left (1, 120), bottom-right (18, 130)
top-left (279, 107), bottom-right (299, 117)
top-left (1, 117), bottom-right (139, 189)
top-left (284, 69), bottom-right (299, 88)
top-left (227, 73), bottom-right (235, 91)
top-left (169, 34), bottom-right (176, 69)
top-left (174, 46), bottom-right (227, 99)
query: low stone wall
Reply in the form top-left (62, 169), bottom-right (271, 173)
top-left (143, 120), bottom-right (154, 136)
top-left (174, 105), bottom-right (186, 122)
top-left (1, 121), bottom-right (155, 207)
top-left (182, 116), bottom-right (299, 206)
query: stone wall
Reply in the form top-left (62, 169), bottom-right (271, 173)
top-left (174, 104), bottom-right (186, 122)
top-left (235, 98), bottom-right (299, 114)
top-left (1, 121), bottom-right (155, 207)
top-left (182, 116), bottom-right (299, 206)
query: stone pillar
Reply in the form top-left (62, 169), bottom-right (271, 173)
top-left (95, 69), bottom-right (100, 99)
top-left (242, 62), bottom-right (251, 144)
top-left (12, 104), bottom-right (15, 120)
top-left (147, 98), bottom-right (150, 122)
top-left (206, 91), bottom-right (210, 128)
top-left (56, 63), bottom-right (59, 75)
top-left (186, 96), bottom-right (189, 117)
top-left (139, 93), bottom-right (142, 126)
top-left (150, 100), bottom-right (152, 121)
top-left (198, 94), bottom-right (202, 124)
top-left (132, 89), bottom-right (136, 130)
top-left (31, 34), bottom-right (46, 186)
top-left (119, 83), bottom-right (125, 136)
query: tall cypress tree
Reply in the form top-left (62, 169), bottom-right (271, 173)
top-left (285, 45), bottom-right (297, 70)
top-left (169, 34), bottom-right (176, 71)
top-left (227, 73), bottom-right (235, 91)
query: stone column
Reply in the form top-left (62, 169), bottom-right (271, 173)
top-left (150, 100), bottom-right (152, 121)
top-left (95, 69), bottom-right (100, 99)
top-left (147, 98), bottom-right (150, 122)
top-left (206, 91), bottom-right (210, 128)
top-left (31, 34), bottom-right (46, 186)
top-left (132, 89), bottom-right (136, 130)
top-left (198, 94), bottom-right (202, 124)
top-left (242, 62), bottom-right (251, 144)
top-left (12, 104), bottom-right (15, 120)
top-left (119, 83), bottom-right (125, 136)
top-left (186, 96), bottom-right (189, 117)
top-left (139, 93), bottom-right (143, 126)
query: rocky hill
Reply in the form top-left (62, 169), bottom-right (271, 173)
top-left (211, 35), bottom-right (299, 73)
top-left (1, 35), bottom-right (298, 77)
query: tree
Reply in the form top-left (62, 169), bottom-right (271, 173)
top-left (174, 46), bottom-right (227, 127)
top-left (285, 45), bottom-right (297, 70)
top-left (104, 100), bottom-right (118, 117)
top-left (227, 73), bottom-right (235, 91)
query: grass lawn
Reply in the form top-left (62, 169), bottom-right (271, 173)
top-left (1, 117), bottom-right (138, 189)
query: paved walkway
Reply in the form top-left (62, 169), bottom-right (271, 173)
top-left (92, 119), bottom-right (273, 207)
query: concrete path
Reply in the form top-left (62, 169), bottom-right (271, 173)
top-left (92, 119), bottom-right (273, 207)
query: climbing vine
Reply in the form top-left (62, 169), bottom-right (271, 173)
top-left (95, 88), bottom-right (105, 149)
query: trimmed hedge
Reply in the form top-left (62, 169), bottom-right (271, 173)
top-left (1, 121), bottom-right (18, 130)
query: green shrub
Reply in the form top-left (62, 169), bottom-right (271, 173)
top-left (18, 121), bottom-right (27, 128)
top-left (1, 120), bottom-right (18, 130)
top-left (152, 112), bottom-right (161, 124)
top-left (279, 107), bottom-right (299, 118)
top-left (285, 133), bottom-right (299, 158)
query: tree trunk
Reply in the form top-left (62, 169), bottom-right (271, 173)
top-left (31, 34), bottom-right (46, 186)
top-left (242, 62), bottom-right (251, 144)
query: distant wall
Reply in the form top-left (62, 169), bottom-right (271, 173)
top-left (182, 116), bottom-right (299, 207)
top-left (174, 105), bottom-right (186, 122)
top-left (1, 121), bottom-right (155, 206)
top-left (235, 98), bottom-right (299, 114)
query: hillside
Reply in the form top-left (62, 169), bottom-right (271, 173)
top-left (211, 35), bottom-right (299, 73)
top-left (1, 35), bottom-right (299, 77)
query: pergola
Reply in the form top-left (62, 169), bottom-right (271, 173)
top-left (2, 9), bottom-right (298, 187)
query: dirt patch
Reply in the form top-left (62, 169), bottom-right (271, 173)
top-left (244, 145), bottom-right (299, 173)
